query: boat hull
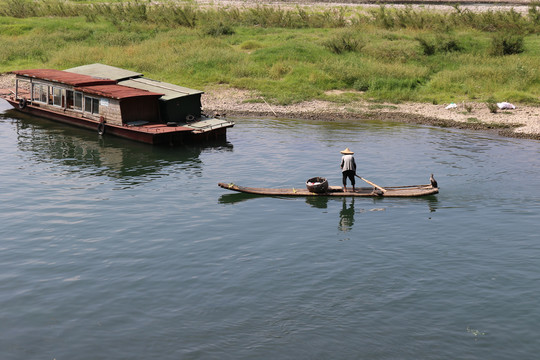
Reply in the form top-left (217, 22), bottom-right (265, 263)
top-left (218, 183), bottom-right (439, 197)
top-left (4, 98), bottom-right (231, 145)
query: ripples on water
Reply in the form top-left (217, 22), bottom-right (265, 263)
top-left (1, 101), bottom-right (539, 359)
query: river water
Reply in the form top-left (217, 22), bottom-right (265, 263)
top-left (1, 100), bottom-right (539, 359)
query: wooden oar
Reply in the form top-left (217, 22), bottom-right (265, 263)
top-left (355, 175), bottom-right (387, 193)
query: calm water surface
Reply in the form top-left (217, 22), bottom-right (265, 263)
top-left (1, 100), bottom-right (539, 359)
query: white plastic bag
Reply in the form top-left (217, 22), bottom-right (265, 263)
top-left (497, 102), bottom-right (516, 110)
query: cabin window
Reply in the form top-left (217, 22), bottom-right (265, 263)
top-left (32, 84), bottom-right (48, 103)
top-left (84, 96), bottom-right (91, 112)
top-left (66, 90), bottom-right (73, 109)
top-left (84, 96), bottom-right (100, 115)
top-left (16, 79), bottom-right (31, 96)
top-left (65, 91), bottom-right (83, 111)
top-left (40, 85), bottom-right (47, 103)
top-left (51, 87), bottom-right (62, 107)
top-left (32, 84), bottom-right (40, 102)
top-left (92, 98), bottom-right (99, 114)
top-left (74, 92), bottom-right (82, 110)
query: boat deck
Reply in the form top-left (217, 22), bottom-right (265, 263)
top-left (126, 123), bottom-right (193, 134)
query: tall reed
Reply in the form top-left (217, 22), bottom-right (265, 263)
top-left (2, 1), bottom-right (540, 33)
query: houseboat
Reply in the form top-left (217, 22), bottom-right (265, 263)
top-left (0, 64), bottom-right (234, 145)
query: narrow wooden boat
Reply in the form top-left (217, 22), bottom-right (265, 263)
top-left (218, 182), bottom-right (439, 197)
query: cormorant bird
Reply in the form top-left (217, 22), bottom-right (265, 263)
top-left (430, 174), bottom-right (438, 188)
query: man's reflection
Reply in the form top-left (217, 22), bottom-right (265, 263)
top-left (338, 197), bottom-right (355, 232)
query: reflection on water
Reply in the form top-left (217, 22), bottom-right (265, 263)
top-left (3, 108), bottom-right (233, 187)
top-left (219, 190), bottom-right (439, 234)
top-left (338, 197), bottom-right (355, 232)
top-left (218, 192), bottom-right (262, 204)
top-left (427, 196), bottom-right (438, 212)
top-left (304, 196), bottom-right (329, 209)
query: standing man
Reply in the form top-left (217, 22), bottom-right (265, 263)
top-left (340, 147), bottom-right (356, 192)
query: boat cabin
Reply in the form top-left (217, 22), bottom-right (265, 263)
top-left (12, 69), bottom-right (164, 126)
top-left (66, 63), bottom-right (204, 123)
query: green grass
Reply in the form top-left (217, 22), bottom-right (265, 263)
top-left (2, 1), bottom-right (540, 105)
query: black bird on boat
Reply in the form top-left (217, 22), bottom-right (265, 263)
top-left (430, 174), bottom-right (438, 188)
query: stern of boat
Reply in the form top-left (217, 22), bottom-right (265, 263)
top-left (184, 116), bottom-right (235, 134)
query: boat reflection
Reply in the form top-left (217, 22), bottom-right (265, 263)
top-left (218, 192), bottom-right (262, 205)
top-left (304, 196), bottom-right (329, 209)
top-left (2, 107), bottom-right (233, 185)
top-left (427, 196), bottom-right (438, 212)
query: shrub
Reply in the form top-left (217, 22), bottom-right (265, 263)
top-left (416, 35), bottom-right (462, 56)
top-left (150, 4), bottom-right (197, 28)
top-left (490, 34), bottom-right (524, 56)
top-left (2, 0), bottom-right (36, 18)
top-left (528, 3), bottom-right (540, 25)
top-left (201, 21), bottom-right (235, 36)
top-left (416, 37), bottom-right (436, 55)
top-left (353, 79), bottom-right (370, 92)
top-left (269, 62), bottom-right (292, 79)
top-left (324, 31), bottom-right (365, 54)
top-left (370, 77), bottom-right (423, 91)
top-left (486, 97), bottom-right (498, 113)
top-left (240, 40), bottom-right (263, 51)
top-left (439, 38), bottom-right (462, 52)
top-left (371, 5), bottom-right (395, 29)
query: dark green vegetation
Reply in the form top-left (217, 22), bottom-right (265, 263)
top-left (1, 0), bottom-right (540, 105)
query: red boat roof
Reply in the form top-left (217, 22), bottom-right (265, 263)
top-left (12, 69), bottom-right (116, 86)
top-left (12, 69), bottom-right (163, 99)
top-left (76, 84), bottom-right (164, 100)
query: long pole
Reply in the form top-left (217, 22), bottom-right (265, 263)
top-left (261, 97), bottom-right (277, 117)
top-left (355, 175), bottom-right (387, 193)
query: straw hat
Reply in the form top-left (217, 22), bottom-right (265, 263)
top-left (340, 147), bottom-right (354, 154)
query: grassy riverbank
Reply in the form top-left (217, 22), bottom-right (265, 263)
top-left (1, 0), bottom-right (540, 108)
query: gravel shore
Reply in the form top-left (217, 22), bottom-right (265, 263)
top-left (201, 86), bottom-right (540, 140)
